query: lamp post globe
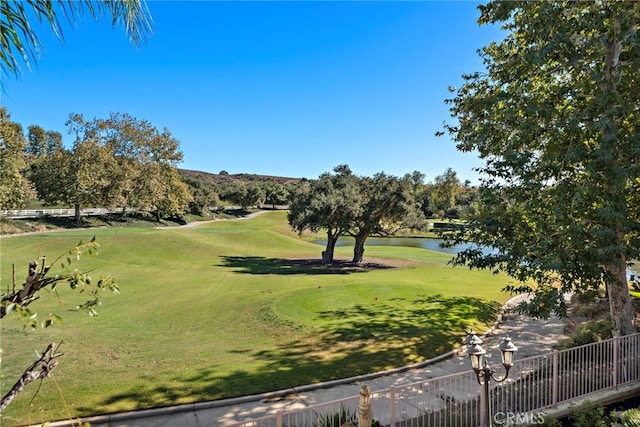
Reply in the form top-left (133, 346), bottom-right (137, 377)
top-left (467, 344), bottom-right (486, 372)
top-left (498, 336), bottom-right (518, 368)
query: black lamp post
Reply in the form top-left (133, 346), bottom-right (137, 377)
top-left (464, 330), bottom-right (518, 427)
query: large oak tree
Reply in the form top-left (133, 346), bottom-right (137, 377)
top-left (349, 172), bottom-right (414, 264)
top-left (69, 112), bottom-right (190, 219)
top-left (288, 165), bottom-right (418, 265)
top-left (288, 165), bottom-right (360, 264)
top-left (66, 112), bottom-right (191, 221)
top-left (442, 1), bottom-right (638, 336)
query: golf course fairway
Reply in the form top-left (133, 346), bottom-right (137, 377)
top-left (0, 211), bottom-right (513, 426)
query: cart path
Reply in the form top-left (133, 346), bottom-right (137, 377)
top-left (0, 210), bottom-right (268, 238)
top-left (156, 210), bottom-right (268, 229)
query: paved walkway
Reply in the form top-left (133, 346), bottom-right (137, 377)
top-left (47, 294), bottom-right (570, 427)
top-left (208, 295), bottom-right (570, 426)
top-left (156, 210), bottom-right (268, 229)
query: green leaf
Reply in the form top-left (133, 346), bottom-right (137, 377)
top-left (441, 0), bottom-right (638, 334)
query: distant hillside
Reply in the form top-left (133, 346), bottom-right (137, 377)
top-left (180, 169), bottom-right (303, 185)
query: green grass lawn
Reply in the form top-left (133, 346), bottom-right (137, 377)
top-left (0, 211), bottom-right (515, 426)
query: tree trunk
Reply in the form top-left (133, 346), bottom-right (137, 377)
top-left (322, 233), bottom-right (338, 264)
top-left (600, 31), bottom-right (635, 337)
top-left (606, 232), bottom-right (635, 337)
top-left (352, 233), bottom-right (368, 264)
top-left (74, 203), bottom-right (81, 226)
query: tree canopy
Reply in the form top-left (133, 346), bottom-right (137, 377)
top-left (428, 168), bottom-right (462, 219)
top-left (349, 172), bottom-right (414, 264)
top-left (29, 112), bottom-right (192, 223)
top-left (26, 125), bottom-right (48, 157)
top-left (0, 107), bottom-right (36, 209)
top-left (288, 165), bottom-right (360, 264)
top-left (288, 165), bottom-right (421, 264)
top-left (442, 1), bottom-right (639, 336)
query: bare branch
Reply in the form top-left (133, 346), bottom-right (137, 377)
top-left (0, 259), bottom-right (57, 319)
top-left (0, 343), bottom-right (64, 412)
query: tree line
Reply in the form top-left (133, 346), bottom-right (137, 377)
top-left (184, 174), bottom-right (297, 214)
top-left (1, 107), bottom-right (477, 229)
top-left (1, 109), bottom-right (191, 224)
top-left (186, 167), bottom-right (478, 220)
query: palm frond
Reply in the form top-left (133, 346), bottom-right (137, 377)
top-left (0, 0), bottom-right (153, 76)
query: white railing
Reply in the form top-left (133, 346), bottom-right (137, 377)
top-left (0, 208), bottom-right (133, 218)
top-left (230, 333), bottom-right (640, 427)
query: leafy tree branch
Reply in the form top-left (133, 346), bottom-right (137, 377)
top-left (0, 239), bottom-right (118, 412)
top-left (1, 237), bottom-right (118, 325)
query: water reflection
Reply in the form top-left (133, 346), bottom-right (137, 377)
top-left (314, 237), bottom-right (487, 256)
top-left (315, 237), bottom-right (638, 281)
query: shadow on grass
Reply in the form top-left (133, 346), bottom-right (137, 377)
top-left (214, 208), bottom-right (253, 218)
top-left (219, 255), bottom-right (394, 275)
top-left (316, 294), bottom-right (499, 343)
top-left (88, 295), bottom-right (499, 413)
top-left (12, 211), bottom-right (183, 230)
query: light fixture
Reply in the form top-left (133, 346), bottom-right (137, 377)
top-left (465, 330), bottom-right (486, 371)
top-left (498, 336), bottom-right (518, 369)
top-left (464, 332), bottom-right (518, 427)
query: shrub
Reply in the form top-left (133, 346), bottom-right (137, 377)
top-left (315, 405), bottom-right (380, 427)
top-left (574, 290), bottom-right (599, 304)
top-left (621, 408), bottom-right (640, 427)
top-left (537, 415), bottom-right (562, 427)
top-left (570, 401), bottom-right (610, 427)
top-left (570, 328), bottom-right (601, 347)
top-left (574, 303), bottom-right (606, 320)
top-left (557, 318), bottom-right (612, 350)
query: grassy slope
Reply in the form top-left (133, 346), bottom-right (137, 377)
top-left (0, 212), bottom-right (513, 425)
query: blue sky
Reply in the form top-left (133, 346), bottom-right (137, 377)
top-left (1, 1), bottom-right (503, 183)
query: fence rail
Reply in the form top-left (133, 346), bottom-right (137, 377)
top-left (231, 333), bottom-right (640, 426)
top-left (0, 206), bottom-right (281, 219)
top-left (0, 208), bottom-right (128, 218)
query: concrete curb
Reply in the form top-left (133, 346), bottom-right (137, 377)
top-left (36, 294), bottom-right (529, 427)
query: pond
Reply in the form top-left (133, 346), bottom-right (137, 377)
top-left (314, 237), bottom-right (490, 256)
top-left (315, 237), bottom-right (638, 280)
